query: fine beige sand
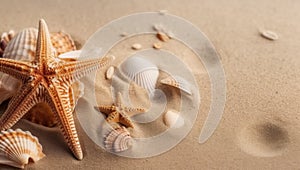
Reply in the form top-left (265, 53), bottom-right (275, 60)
top-left (1, 0), bottom-right (300, 169)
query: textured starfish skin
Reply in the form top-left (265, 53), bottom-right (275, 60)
top-left (0, 19), bottom-right (113, 160)
top-left (97, 92), bottom-right (146, 128)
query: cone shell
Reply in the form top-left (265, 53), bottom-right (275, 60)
top-left (120, 56), bottom-right (159, 96)
top-left (104, 126), bottom-right (133, 152)
top-left (0, 28), bottom-right (81, 127)
top-left (163, 110), bottom-right (184, 128)
top-left (0, 129), bottom-right (45, 169)
top-left (160, 75), bottom-right (192, 95)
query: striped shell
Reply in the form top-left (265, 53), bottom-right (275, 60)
top-left (160, 75), bottom-right (192, 95)
top-left (120, 56), bottom-right (159, 96)
top-left (0, 28), bottom-right (81, 127)
top-left (0, 129), bottom-right (45, 169)
top-left (104, 126), bottom-right (133, 152)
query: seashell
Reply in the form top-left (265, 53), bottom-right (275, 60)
top-left (260, 30), bottom-right (278, 41)
top-left (104, 126), bottom-right (133, 152)
top-left (131, 43), bottom-right (142, 50)
top-left (0, 129), bottom-right (45, 169)
top-left (105, 66), bottom-right (114, 80)
top-left (160, 75), bottom-right (192, 95)
top-left (0, 28), bottom-right (81, 127)
top-left (163, 110), bottom-right (184, 128)
top-left (120, 56), bottom-right (159, 96)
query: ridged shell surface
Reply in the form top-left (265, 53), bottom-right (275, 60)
top-left (160, 75), bottom-right (192, 95)
top-left (120, 56), bottom-right (159, 96)
top-left (104, 126), bottom-right (133, 152)
top-left (0, 129), bottom-right (45, 169)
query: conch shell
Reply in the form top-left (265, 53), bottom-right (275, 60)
top-left (0, 129), bottom-right (45, 169)
top-left (0, 28), bottom-right (83, 127)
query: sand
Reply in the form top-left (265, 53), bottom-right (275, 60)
top-left (1, 0), bottom-right (300, 169)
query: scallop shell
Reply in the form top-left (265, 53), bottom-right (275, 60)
top-left (0, 129), bottom-right (45, 169)
top-left (104, 126), bottom-right (133, 152)
top-left (163, 110), bottom-right (184, 128)
top-left (0, 28), bottom-right (82, 127)
top-left (120, 56), bottom-right (159, 96)
top-left (160, 75), bottom-right (192, 95)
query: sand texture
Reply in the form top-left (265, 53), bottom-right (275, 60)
top-left (0, 0), bottom-right (300, 169)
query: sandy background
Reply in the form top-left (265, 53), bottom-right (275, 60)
top-left (1, 0), bottom-right (300, 169)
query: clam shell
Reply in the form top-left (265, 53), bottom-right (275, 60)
top-left (163, 110), bottom-right (184, 128)
top-left (160, 75), bottom-right (192, 95)
top-left (104, 126), bottom-right (133, 152)
top-left (0, 129), bottom-right (45, 169)
top-left (0, 28), bottom-right (81, 127)
top-left (120, 56), bottom-right (159, 96)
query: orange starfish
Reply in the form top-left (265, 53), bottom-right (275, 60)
top-left (0, 19), bottom-right (113, 160)
top-left (97, 92), bottom-right (146, 128)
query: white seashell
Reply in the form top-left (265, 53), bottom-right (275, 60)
top-left (0, 129), bottom-right (45, 169)
top-left (120, 56), bottom-right (159, 96)
top-left (104, 126), bottom-right (133, 152)
top-left (58, 50), bottom-right (81, 60)
top-left (160, 75), bottom-right (192, 95)
top-left (163, 110), bottom-right (184, 128)
top-left (0, 28), bottom-right (38, 104)
top-left (106, 66), bottom-right (114, 80)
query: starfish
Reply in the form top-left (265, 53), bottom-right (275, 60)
top-left (96, 92), bottom-right (146, 128)
top-left (0, 19), bottom-right (113, 160)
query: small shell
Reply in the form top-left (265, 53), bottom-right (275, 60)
top-left (158, 10), bottom-right (168, 15)
top-left (104, 126), bottom-right (133, 152)
top-left (163, 110), bottom-right (184, 128)
top-left (153, 42), bottom-right (162, 49)
top-left (260, 30), bottom-right (278, 41)
top-left (157, 32), bottom-right (170, 42)
top-left (120, 56), bottom-right (159, 96)
top-left (106, 66), bottom-right (114, 80)
top-left (0, 129), bottom-right (45, 169)
top-left (131, 43), bottom-right (142, 50)
top-left (160, 75), bottom-right (192, 95)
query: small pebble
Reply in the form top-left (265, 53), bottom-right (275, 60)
top-left (153, 42), bottom-right (162, 49)
top-left (158, 10), bottom-right (168, 15)
top-left (120, 32), bottom-right (128, 37)
top-left (106, 66), bottom-right (114, 80)
top-left (157, 32), bottom-right (170, 42)
top-left (132, 43), bottom-right (142, 50)
top-left (260, 30), bottom-right (279, 41)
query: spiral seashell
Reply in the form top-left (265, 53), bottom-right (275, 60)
top-left (0, 129), bottom-right (45, 169)
top-left (120, 56), bottom-right (159, 96)
top-left (104, 126), bottom-right (133, 152)
top-left (0, 28), bottom-right (82, 127)
top-left (160, 75), bottom-right (192, 95)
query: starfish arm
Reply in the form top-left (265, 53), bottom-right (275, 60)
top-left (0, 83), bottom-right (41, 130)
top-left (46, 81), bottom-right (83, 160)
top-left (97, 105), bottom-right (116, 115)
top-left (56, 55), bottom-right (114, 85)
top-left (119, 112), bottom-right (134, 128)
top-left (123, 107), bottom-right (146, 117)
top-left (106, 111), bottom-right (120, 123)
top-left (0, 58), bottom-right (32, 81)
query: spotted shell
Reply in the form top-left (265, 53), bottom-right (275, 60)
top-left (120, 56), bottom-right (159, 96)
top-left (0, 129), bottom-right (45, 169)
top-left (0, 28), bottom-right (82, 127)
top-left (160, 75), bottom-right (192, 95)
top-left (104, 126), bottom-right (133, 152)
